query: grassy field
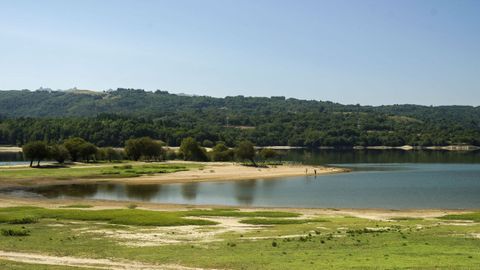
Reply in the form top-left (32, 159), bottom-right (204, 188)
top-left (0, 206), bottom-right (478, 269)
top-left (0, 162), bottom-right (201, 181)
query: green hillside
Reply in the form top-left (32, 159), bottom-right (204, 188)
top-left (0, 89), bottom-right (479, 147)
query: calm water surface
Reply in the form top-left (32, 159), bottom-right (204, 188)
top-left (2, 150), bottom-right (480, 209)
top-left (14, 163), bottom-right (480, 209)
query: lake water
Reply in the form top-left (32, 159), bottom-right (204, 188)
top-left (2, 150), bottom-right (480, 209)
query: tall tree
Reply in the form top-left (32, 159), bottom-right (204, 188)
top-left (22, 141), bottom-right (49, 167)
top-left (235, 141), bottom-right (256, 166)
top-left (49, 144), bottom-right (70, 164)
top-left (179, 137), bottom-right (208, 161)
top-left (63, 137), bottom-right (88, 162)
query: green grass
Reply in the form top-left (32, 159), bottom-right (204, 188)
top-left (0, 259), bottom-right (92, 270)
top-left (440, 212), bottom-right (480, 222)
top-left (0, 206), bottom-right (478, 269)
top-left (0, 162), bottom-right (202, 181)
top-left (0, 207), bottom-right (216, 226)
top-left (239, 218), bottom-right (329, 225)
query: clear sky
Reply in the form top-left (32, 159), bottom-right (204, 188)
top-left (1, 0), bottom-right (479, 106)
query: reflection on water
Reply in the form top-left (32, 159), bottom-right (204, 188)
top-left (17, 163), bottom-right (480, 209)
top-left (2, 149), bottom-right (480, 165)
top-left (125, 185), bottom-right (161, 201)
top-left (282, 149), bottom-right (480, 164)
top-left (181, 183), bottom-right (198, 200)
top-left (234, 180), bottom-right (257, 205)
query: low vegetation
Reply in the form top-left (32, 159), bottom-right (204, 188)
top-left (440, 212), bottom-right (480, 222)
top-left (0, 163), bottom-right (200, 180)
top-left (0, 207), bottom-right (216, 226)
top-left (183, 209), bottom-right (300, 218)
top-left (59, 204), bottom-right (93, 209)
top-left (239, 218), bottom-right (328, 225)
top-left (0, 206), bottom-right (478, 269)
top-left (1, 228), bottom-right (30, 237)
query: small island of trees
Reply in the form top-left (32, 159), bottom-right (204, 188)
top-left (21, 136), bottom-right (279, 168)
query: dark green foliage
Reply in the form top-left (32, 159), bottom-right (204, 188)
top-left (63, 137), bottom-right (89, 162)
top-left (96, 147), bottom-right (124, 162)
top-left (49, 144), bottom-right (70, 164)
top-left (259, 148), bottom-right (279, 160)
top-left (22, 141), bottom-right (49, 167)
top-left (125, 137), bottom-right (164, 161)
top-left (235, 141), bottom-right (256, 166)
top-left (164, 149), bottom-right (178, 160)
top-left (8, 216), bottom-right (38, 224)
top-left (179, 137), bottom-right (208, 161)
top-left (1, 89), bottom-right (479, 147)
top-left (209, 143), bottom-right (234, 161)
top-left (202, 139), bottom-right (214, 147)
top-left (1, 228), bottom-right (30, 236)
top-left (79, 142), bottom-right (97, 162)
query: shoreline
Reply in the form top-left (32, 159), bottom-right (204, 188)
top-left (1, 144), bottom-right (479, 154)
top-left (0, 162), bottom-right (349, 189)
top-left (0, 195), bottom-right (476, 221)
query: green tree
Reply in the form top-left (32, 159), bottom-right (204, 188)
top-left (180, 137), bottom-right (208, 161)
top-left (22, 141), bottom-right (49, 167)
top-left (235, 141), bottom-right (256, 166)
top-left (202, 139), bottom-right (214, 148)
top-left (125, 138), bottom-right (143, 161)
top-left (79, 142), bottom-right (97, 162)
top-left (259, 148), bottom-right (278, 160)
top-left (63, 137), bottom-right (88, 162)
top-left (210, 143), bottom-right (234, 161)
top-left (49, 144), bottom-right (70, 164)
top-left (98, 147), bottom-right (123, 162)
top-left (125, 137), bottom-right (164, 161)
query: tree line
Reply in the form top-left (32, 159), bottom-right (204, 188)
top-left (22, 137), bottom-right (280, 167)
top-left (1, 89), bottom-right (479, 147)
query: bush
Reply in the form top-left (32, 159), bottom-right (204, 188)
top-left (8, 216), bottom-right (38, 224)
top-left (180, 137), bottom-right (208, 161)
top-left (127, 203), bottom-right (138, 209)
top-left (164, 150), bottom-right (178, 160)
top-left (209, 143), bottom-right (234, 161)
top-left (1, 228), bottom-right (30, 237)
top-left (259, 148), bottom-right (279, 160)
top-left (202, 139), bottom-right (214, 148)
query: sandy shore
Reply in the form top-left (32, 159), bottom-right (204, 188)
top-left (0, 146), bottom-right (22, 152)
top-left (114, 162), bottom-right (347, 185)
top-left (0, 162), bottom-right (348, 188)
top-left (0, 195), bottom-right (473, 221)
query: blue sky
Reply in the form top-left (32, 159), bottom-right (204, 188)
top-left (0, 0), bottom-right (479, 105)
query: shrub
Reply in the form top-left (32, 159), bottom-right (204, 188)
top-left (127, 203), bottom-right (138, 209)
top-left (1, 228), bottom-right (30, 237)
top-left (8, 216), bottom-right (38, 224)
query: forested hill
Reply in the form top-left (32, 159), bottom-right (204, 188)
top-left (0, 89), bottom-right (479, 147)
